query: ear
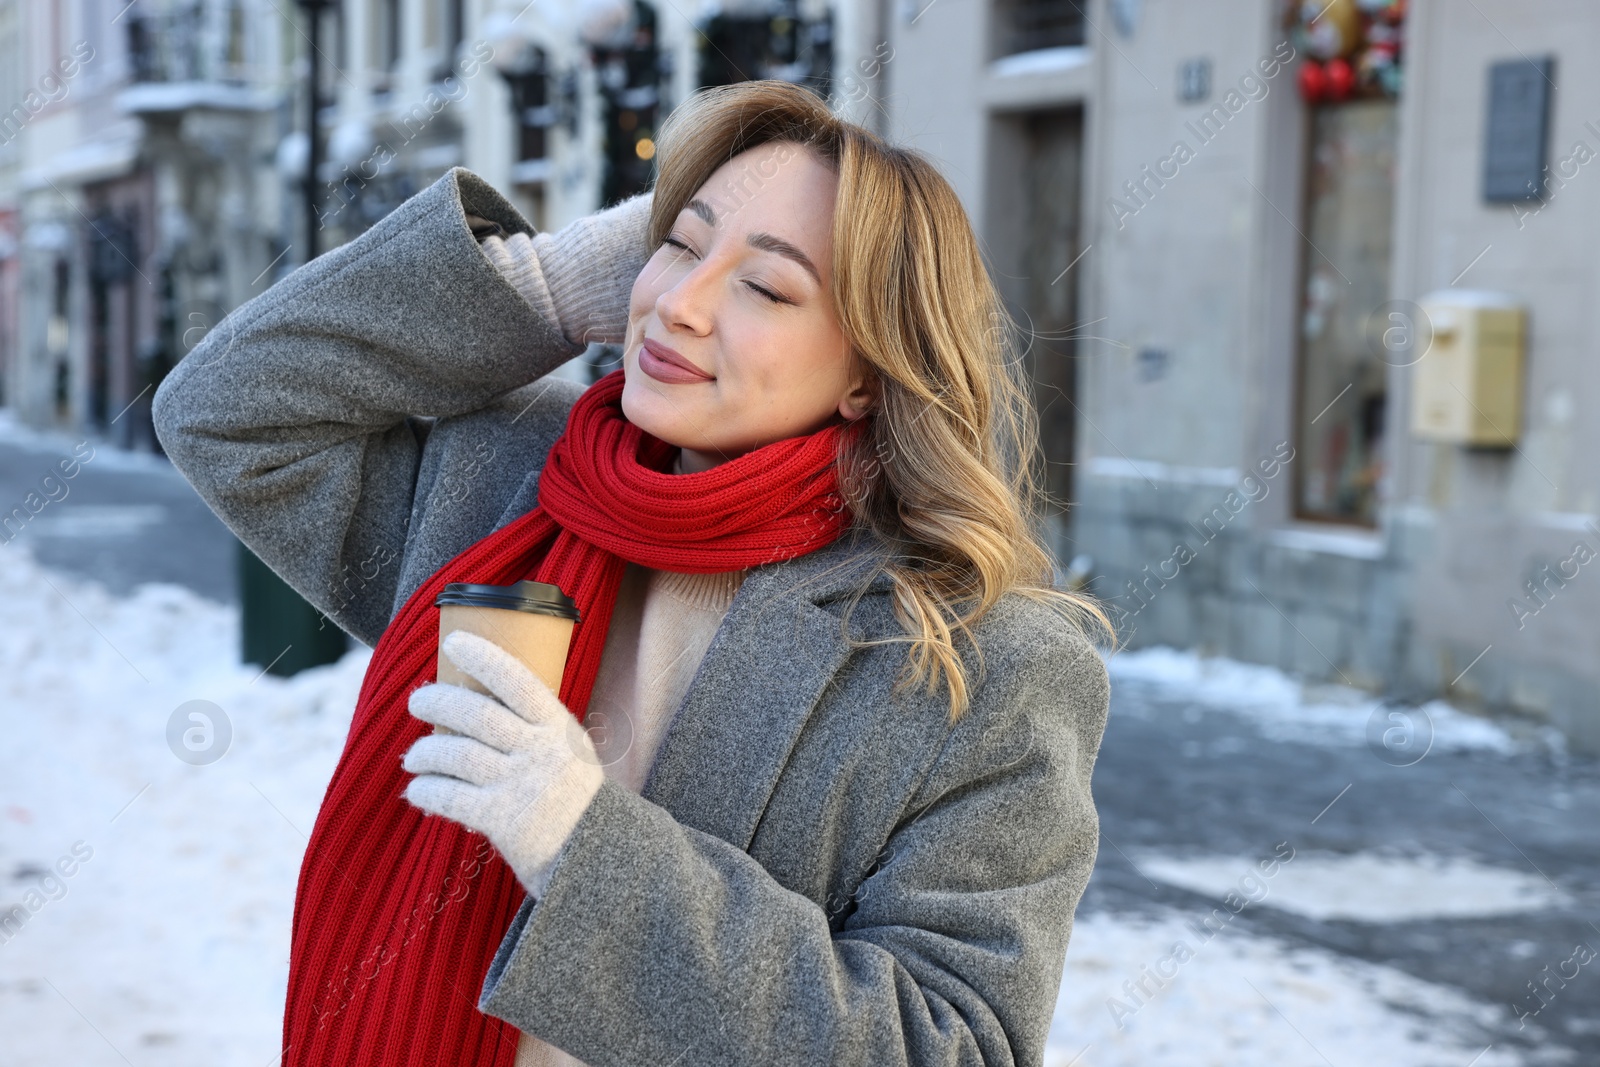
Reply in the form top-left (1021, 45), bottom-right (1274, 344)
top-left (838, 361), bottom-right (878, 422)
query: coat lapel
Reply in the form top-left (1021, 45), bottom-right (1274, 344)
top-left (638, 529), bottom-right (895, 850)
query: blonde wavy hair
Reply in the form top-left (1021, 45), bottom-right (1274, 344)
top-left (649, 80), bottom-right (1116, 725)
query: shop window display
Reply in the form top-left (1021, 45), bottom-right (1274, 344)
top-left (1287, 0), bottom-right (1406, 525)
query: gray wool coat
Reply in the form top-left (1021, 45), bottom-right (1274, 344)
top-left (152, 166), bottom-right (1110, 1067)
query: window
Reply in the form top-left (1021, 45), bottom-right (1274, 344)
top-left (992, 0), bottom-right (1086, 60)
top-left (510, 48), bottom-right (551, 164)
top-left (225, 0), bottom-right (247, 83)
top-left (1285, 0), bottom-right (1406, 527)
top-left (426, 0), bottom-right (466, 80)
top-left (1291, 100), bottom-right (1398, 525)
top-left (423, 0), bottom-right (440, 48)
top-left (370, 0), bottom-right (400, 91)
top-left (695, 4), bottom-right (832, 99)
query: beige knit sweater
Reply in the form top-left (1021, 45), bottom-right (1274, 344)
top-left (473, 219), bottom-right (750, 1065)
top-left (514, 553), bottom-right (748, 1067)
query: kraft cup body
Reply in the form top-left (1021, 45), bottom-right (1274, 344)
top-left (434, 582), bottom-right (578, 733)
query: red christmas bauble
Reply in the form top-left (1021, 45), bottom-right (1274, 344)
top-left (1299, 60), bottom-right (1328, 102)
top-left (1325, 57), bottom-right (1355, 99)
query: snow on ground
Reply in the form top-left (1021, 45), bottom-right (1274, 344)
top-left (0, 544), bottom-right (369, 1064)
top-left (1048, 911), bottom-right (1572, 1067)
top-left (1105, 645), bottom-right (1530, 755)
top-left (0, 544), bottom-right (1565, 1064)
top-left (1128, 849), bottom-right (1573, 923)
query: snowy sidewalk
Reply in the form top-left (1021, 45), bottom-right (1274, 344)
top-left (0, 546), bottom-right (367, 1062)
top-left (1053, 648), bottom-right (1598, 1066)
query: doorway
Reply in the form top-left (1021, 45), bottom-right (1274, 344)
top-left (987, 106), bottom-right (1086, 530)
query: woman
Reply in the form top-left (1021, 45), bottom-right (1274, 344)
top-left (153, 80), bottom-right (1113, 1067)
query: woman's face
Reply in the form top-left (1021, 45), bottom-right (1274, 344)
top-left (620, 141), bottom-right (875, 474)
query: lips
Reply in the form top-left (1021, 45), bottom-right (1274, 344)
top-left (639, 338), bottom-right (714, 383)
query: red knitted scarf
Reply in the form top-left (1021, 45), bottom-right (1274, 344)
top-left (280, 368), bottom-right (861, 1065)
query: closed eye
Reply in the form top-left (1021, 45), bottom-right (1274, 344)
top-left (662, 235), bottom-right (793, 305)
top-left (746, 281), bottom-right (789, 305)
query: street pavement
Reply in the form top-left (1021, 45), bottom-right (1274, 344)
top-left (1, 424), bottom-right (1595, 1064)
top-left (1081, 670), bottom-right (1599, 1062)
top-left (0, 428), bottom-right (237, 605)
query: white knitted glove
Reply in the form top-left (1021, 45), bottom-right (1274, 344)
top-left (402, 630), bottom-right (604, 899)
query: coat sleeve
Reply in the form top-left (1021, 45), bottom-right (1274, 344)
top-left (477, 624), bottom-right (1111, 1067)
top-left (149, 166), bottom-right (652, 646)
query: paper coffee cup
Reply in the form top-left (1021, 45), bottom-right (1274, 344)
top-left (433, 580), bottom-right (581, 733)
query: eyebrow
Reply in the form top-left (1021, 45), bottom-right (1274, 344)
top-left (685, 198), bottom-right (823, 287)
top-left (687, 197), bottom-right (716, 227)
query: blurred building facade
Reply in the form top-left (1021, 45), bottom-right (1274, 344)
top-left (890, 0), bottom-right (1600, 750)
top-left (0, 0), bottom-right (293, 449)
top-left (0, 0), bottom-right (884, 437)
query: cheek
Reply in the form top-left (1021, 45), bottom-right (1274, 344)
top-left (628, 272), bottom-right (655, 318)
top-left (734, 322), bottom-right (848, 406)
top-left (785, 323), bottom-right (852, 392)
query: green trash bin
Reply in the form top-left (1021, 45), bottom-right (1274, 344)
top-left (239, 541), bottom-right (349, 676)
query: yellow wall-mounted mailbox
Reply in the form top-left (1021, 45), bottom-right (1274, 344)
top-left (1410, 290), bottom-right (1526, 446)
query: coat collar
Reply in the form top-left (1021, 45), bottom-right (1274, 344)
top-left (747, 523), bottom-right (897, 606)
top-left (637, 526), bottom-right (896, 848)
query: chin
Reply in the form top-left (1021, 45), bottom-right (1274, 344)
top-left (618, 375), bottom-right (682, 444)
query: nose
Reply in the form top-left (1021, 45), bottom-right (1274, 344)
top-left (654, 256), bottom-right (717, 337)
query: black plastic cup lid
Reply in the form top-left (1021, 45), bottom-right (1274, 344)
top-left (435, 580), bottom-right (580, 622)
